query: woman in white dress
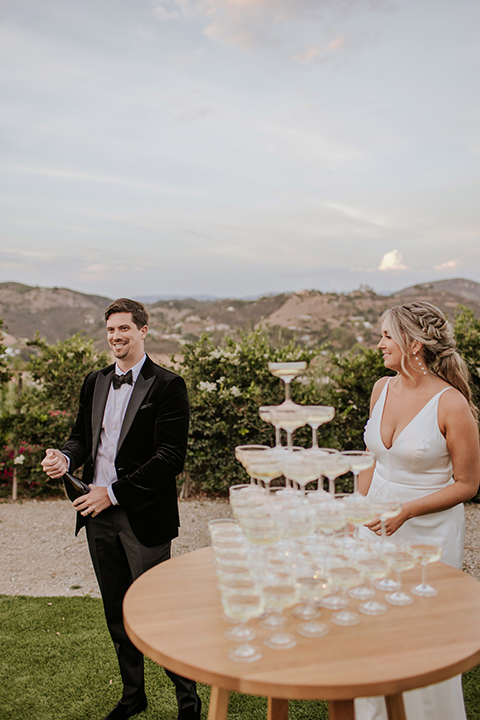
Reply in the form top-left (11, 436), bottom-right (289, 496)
top-left (355, 300), bottom-right (480, 720)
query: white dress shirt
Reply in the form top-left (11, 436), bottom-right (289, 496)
top-left (94, 355), bottom-right (146, 505)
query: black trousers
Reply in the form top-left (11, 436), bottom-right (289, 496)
top-left (86, 506), bottom-right (199, 711)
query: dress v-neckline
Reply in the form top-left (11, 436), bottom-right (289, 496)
top-left (379, 379), bottom-right (449, 451)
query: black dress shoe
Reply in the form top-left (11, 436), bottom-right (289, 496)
top-left (102, 696), bottom-right (147, 720)
top-left (178, 697), bottom-right (201, 720)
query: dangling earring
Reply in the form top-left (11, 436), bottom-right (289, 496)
top-left (413, 352), bottom-right (427, 375)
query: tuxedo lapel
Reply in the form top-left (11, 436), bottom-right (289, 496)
top-left (117, 371), bottom-right (155, 453)
top-left (92, 367), bottom-right (115, 459)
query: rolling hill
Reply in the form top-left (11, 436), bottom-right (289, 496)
top-left (1, 278), bottom-right (480, 359)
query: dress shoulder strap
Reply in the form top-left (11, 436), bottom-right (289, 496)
top-left (371, 377), bottom-right (390, 416)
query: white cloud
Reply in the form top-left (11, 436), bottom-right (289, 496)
top-left (3, 164), bottom-right (178, 194)
top-left (170, 49), bottom-right (205, 68)
top-left (327, 36), bottom-right (346, 52)
top-left (153, 2), bottom-right (182, 20)
top-left (323, 201), bottom-right (393, 228)
top-left (174, 106), bottom-right (213, 121)
top-left (195, 0), bottom-right (384, 52)
top-left (293, 36), bottom-right (345, 63)
top-left (378, 250), bottom-right (408, 271)
top-left (82, 263), bottom-right (111, 278)
top-left (434, 259), bottom-right (461, 272)
top-left (293, 45), bottom-right (323, 63)
top-left (266, 127), bottom-right (364, 169)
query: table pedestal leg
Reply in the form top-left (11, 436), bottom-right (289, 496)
top-left (207, 686), bottom-right (230, 720)
top-left (385, 693), bottom-right (407, 720)
top-left (328, 699), bottom-right (355, 719)
top-left (268, 697), bottom-right (289, 720)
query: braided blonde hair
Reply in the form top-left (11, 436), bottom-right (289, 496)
top-left (383, 300), bottom-right (478, 420)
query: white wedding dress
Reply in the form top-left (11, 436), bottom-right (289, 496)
top-left (355, 378), bottom-right (467, 720)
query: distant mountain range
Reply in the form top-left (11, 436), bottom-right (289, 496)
top-left (1, 278), bottom-right (480, 359)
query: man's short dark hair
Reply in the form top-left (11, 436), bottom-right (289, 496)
top-left (104, 298), bottom-right (149, 330)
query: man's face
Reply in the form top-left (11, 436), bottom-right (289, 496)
top-left (106, 312), bottom-right (147, 368)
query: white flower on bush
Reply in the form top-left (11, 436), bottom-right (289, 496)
top-left (218, 385), bottom-right (242, 400)
top-left (208, 349), bottom-right (224, 360)
top-left (198, 381), bottom-right (217, 393)
top-left (209, 348), bottom-right (240, 365)
top-left (14, 454), bottom-right (25, 465)
top-left (296, 376), bottom-right (311, 385)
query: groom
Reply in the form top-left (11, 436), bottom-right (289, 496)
top-left (41, 298), bottom-right (201, 720)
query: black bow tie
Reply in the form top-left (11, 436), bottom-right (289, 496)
top-left (112, 369), bottom-right (133, 389)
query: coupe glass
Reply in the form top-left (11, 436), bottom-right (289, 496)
top-left (373, 500), bottom-right (403, 551)
top-left (385, 544), bottom-right (418, 606)
top-left (308, 497), bottom-right (346, 539)
top-left (235, 445), bottom-right (283, 494)
top-left (280, 449), bottom-right (321, 496)
top-left (303, 406), bottom-right (335, 449)
top-left (341, 450), bottom-right (374, 494)
top-left (260, 404), bottom-right (308, 450)
top-left (229, 484), bottom-right (265, 521)
top-left (258, 406), bottom-right (282, 447)
top-left (320, 552), bottom-right (351, 610)
top-left (334, 494), bottom-right (375, 550)
top-left (346, 544), bottom-right (377, 601)
top-left (410, 543), bottom-right (442, 597)
top-left (295, 569), bottom-right (331, 638)
top-left (293, 565), bottom-right (322, 620)
top-left (282, 499), bottom-right (316, 540)
top-left (329, 563), bottom-right (364, 626)
top-left (238, 508), bottom-right (282, 546)
top-left (315, 448), bottom-right (350, 495)
top-left (356, 555), bottom-right (392, 615)
top-left (268, 361), bottom-right (307, 403)
top-left (220, 590), bottom-right (265, 662)
top-left (213, 540), bottom-right (250, 574)
top-left (211, 532), bottom-right (246, 554)
top-left (342, 495), bottom-right (377, 540)
top-left (208, 518), bottom-right (242, 541)
top-left (261, 569), bottom-right (298, 650)
top-left (235, 444), bottom-right (271, 483)
top-left (216, 572), bottom-right (257, 633)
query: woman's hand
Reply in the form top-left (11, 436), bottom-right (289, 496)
top-left (364, 505), bottom-right (408, 536)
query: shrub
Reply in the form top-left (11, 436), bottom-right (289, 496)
top-left (176, 331), bottom-right (319, 493)
top-left (0, 334), bottom-right (108, 499)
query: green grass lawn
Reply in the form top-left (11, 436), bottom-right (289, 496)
top-left (1, 595), bottom-right (479, 719)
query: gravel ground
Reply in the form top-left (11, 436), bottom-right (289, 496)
top-left (0, 497), bottom-right (232, 598)
top-left (0, 499), bottom-right (479, 597)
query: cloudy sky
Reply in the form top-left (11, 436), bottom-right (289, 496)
top-left (1, 0), bottom-right (479, 299)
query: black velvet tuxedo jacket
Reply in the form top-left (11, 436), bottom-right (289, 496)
top-left (62, 355), bottom-right (189, 547)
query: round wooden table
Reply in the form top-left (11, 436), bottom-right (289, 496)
top-left (123, 547), bottom-right (480, 720)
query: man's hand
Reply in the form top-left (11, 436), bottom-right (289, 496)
top-left (41, 449), bottom-right (68, 479)
top-left (73, 486), bottom-right (112, 517)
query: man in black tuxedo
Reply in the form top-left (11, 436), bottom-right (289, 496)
top-left (41, 298), bottom-right (201, 720)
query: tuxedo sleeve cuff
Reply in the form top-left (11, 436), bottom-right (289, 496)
top-left (107, 484), bottom-right (119, 505)
top-left (61, 453), bottom-right (70, 470)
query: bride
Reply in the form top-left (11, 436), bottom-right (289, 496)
top-left (355, 300), bottom-right (480, 720)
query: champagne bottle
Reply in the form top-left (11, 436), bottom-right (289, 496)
top-left (63, 471), bottom-right (90, 502)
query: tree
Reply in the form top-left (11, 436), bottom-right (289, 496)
top-left (0, 334), bottom-right (109, 498)
top-left (314, 347), bottom-right (394, 451)
top-left (27, 333), bottom-right (109, 409)
top-left (454, 306), bottom-right (480, 408)
top-left (0, 319), bottom-right (12, 386)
